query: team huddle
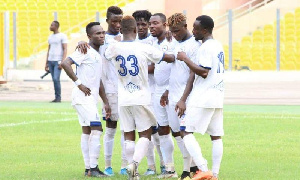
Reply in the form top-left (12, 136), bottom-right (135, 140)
top-left (61, 5), bottom-right (224, 180)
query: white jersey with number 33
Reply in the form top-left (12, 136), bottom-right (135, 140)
top-left (105, 41), bottom-right (164, 106)
top-left (188, 39), bottom-right (225, 108)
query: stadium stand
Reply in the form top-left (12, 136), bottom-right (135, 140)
top-left (224, 7), bottom-right (300, 70)
top-left (0, 0), bottom-right (133, 61)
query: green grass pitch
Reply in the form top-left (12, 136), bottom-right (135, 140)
top-left (0, 101), bottom-right (299, 179)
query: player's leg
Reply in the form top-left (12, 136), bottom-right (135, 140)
top-left (168, 102), bottom-right (191, 179)
top-left (182, 107), bottom-right (215, 180)
top-left (73, 105), bottom-right (91, 176)
top-left (153, 94), bottom-right (174, 174)
top-left (102, 93), bottom-right (120, 176)
top-left (52, 61), bottom-right (61, 101)
top-left (144, 126), bottom-right (157, 175)
top-left (151, 126), bottom-right (166, 173)
top-left (207, 108), bottom-right (224, 180)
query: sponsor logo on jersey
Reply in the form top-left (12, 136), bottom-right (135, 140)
top-left (124, 82), bottom-right (140, 93)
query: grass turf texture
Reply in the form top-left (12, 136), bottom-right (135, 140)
top-left (0, 101), bottom-right (299, 179)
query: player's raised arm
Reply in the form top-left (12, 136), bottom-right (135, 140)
top-left (177, 51), bottom-right (209, 78)
top-left (61, 53), bottom-right (91, 96)
top-left (75, 41), bottom-right (90, 54)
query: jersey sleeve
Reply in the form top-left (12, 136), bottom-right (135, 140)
top-left (61, 33), bottom-right (68, 44)
top-left (68, 50), bottom-right (86, 66)
top-left (104, 44), bottom-right (115, 61)
top-left (198, 47), bottom-right (212, 70)
top-left (144, 44), bottom-right (164, 64)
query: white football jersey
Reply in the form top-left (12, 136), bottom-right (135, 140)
top-left (136, 34), bottom-right (156, 94)
top-left (152, 38), bottom-right (175, 94)
top-left (100, 33), bottom-right (123, 94)
top-left (168, 36), bottom-right (201, 103)
top-left (188, 39), bottom-right (225, 108)
top-left (68, 48), bottom-right (102, 105)
top-left (105, 41), bottom-right (164, 106)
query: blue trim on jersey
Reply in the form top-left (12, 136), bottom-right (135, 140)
top-left (121, 40), bottom-right (135, 42)
top-left (180, 126), bottom-right (186, 131)
top-left (106, 32), bottom-right (120, 36)
top-left (69, 57), bottom-right (79, 66)
top-left (138, 33), bottom-right (151, 40)
top-left (158, 53), bottom-right (165, 64)
top-left (199, 64), bottom-right (211, 70)
top-left (90, 121), bottom-right (102, 127)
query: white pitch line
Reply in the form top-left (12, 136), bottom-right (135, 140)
top-left (0, 118), bottom-right (76, 128)
top-left (0, 111), bottom-right (75, 115)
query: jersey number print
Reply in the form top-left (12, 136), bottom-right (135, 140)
top-left (116, 55), bottom-right (139, 76)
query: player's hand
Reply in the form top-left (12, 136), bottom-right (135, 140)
top-left (104, 103), bottom-right (111, 119)
top-left (175, 100), bottom-right (186, 118)
top-left (76, 41), bottom-right (89, 54)
top-left (114, 35), bottom-right (121, 42)
top-left (166, 30), bottom-right (173, 42)
top-left (160, 90), bottom-right (169, 107)
top-left (177, 51), bottom-right (188, 61)
top-left (78, 84), bottom-right (91, 96)
top-left (45, 63), bottom-right (49, 71)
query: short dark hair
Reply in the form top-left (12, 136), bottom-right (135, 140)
top-left (86, 22), bottom-right (100, 34)
top-left (107, 6), bottom-right (123, 19)
top-left (152, 13), bottom-right (166, 23)
top-left (196, 15), bottom-right (214, 34)
top-left (121, 16), bottom-right (136, 34)
top-left (53, 21), bottom-right (60, 28)
top-left (132, 10), bottom-right (152, 22)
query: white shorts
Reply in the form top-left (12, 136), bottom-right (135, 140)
top-left (73, 104), bottom-right (102, 127)
top-left (181, 107), bottom-right (224, 136)
top-left (102, 93), bottom-right (119, 121)
top-left (119, 105), bottom-right (157, 133)
top-left (153, 93), bottom-right (169, 127)
top-left (168, 101), bottom-right (182, 132)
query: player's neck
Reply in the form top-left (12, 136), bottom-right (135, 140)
top-left (157, 31), bottom-right (166, 43)
top-left (202, 35), bottom-right (213, 43)
top-left (138, 33), bottom-right (149, 40)
top-left (107, 29), bottom-right (119, 35)
top-left (53, 30), bottom-right (59, 34)
top-left (181, 31), bottom-right (192, 42)
top-left (123, 34), bottom-right (136, 41)
top-left (88, 42), bottom-right (100, 51)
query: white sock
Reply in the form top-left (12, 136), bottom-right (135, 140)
top-left (212, 139), bottom-right (223, 176)
top-left (121, 130), bottom-right (128, 168)
top-left (89, 130), bottom-right (102, 168)
top-left (124, 140), bottom-right (135, 165)
top-left (146, 139), bottom-right (156, 170)
top-left (81, 134), bottom-right (90, 169)
top-left (133, 137), bottom-right (150, 164)
top-left (175, 136), bottom-right (191, 172)
top-left (104, 127), bottom-right (116, 168)
top-left (183, 134), bottom-right (208, 172)
top-left (152, 133), bottom-right (165, 166)
top-left (159, 134), bottom-right (174, 171)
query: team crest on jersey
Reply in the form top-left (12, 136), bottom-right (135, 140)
top-left (162, 45), bottom-right (168, 52)
top-left (124, 82), bottom-right (140, 93)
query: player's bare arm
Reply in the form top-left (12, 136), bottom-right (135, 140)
top-left (175, 70), bottom-right (195, 117)
top-left (45, 45), bottom-right (50, 72)
top-left (162, 54), bottom-right (175, 63)
top-left (61, 58), bottom-right (91, 96)
top-left (177, 51), bottom-right (209, 78)
top-left (59, 43), bottom-right (67, 70)
top-left (148, 63), bottom-right (155, 74)
top-left (75, 41), bottom-right (90, 54)
top-left (160, 90), bottom-right (169, 107)
top-left (99, 80), bottom-right (111, 119)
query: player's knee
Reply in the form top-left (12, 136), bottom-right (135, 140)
top-left (210, 135), bottom-right (221, 141)
top-left (106, 120), bottom-right (117, 128)
top-left (158, 125), bottom-right (170, 135)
